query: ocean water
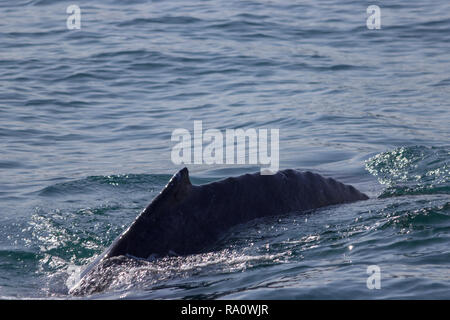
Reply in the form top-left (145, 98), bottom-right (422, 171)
top-left (0, 0), bottom-right (449, 299)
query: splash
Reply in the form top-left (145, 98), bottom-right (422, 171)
top-left (366, 146), bottom-right (449, 198)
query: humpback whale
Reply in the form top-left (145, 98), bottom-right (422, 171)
top-left (70, 168), bottom-right (368, 295)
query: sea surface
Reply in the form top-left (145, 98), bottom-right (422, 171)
top-left (0, 0), bottom-right (449, 299)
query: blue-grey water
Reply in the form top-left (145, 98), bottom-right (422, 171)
top-left (0, 0), bottom-right (449, 299)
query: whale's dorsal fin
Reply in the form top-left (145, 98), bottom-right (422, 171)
top-left (140, 167), bottom-right (192, 218)
top-left (176, 167), bottom-right (191, 187)
top-left (164, 167), bottom-right (192, 202)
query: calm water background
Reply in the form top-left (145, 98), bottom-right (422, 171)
top-left (0, 0), bottom-right (449, 299)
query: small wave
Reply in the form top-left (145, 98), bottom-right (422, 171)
top-left (38, 173), bottom-right (169, 196)
top-left (90, 49), bottom-right (147, 59)
top-left (210, 19), bottom-right (268, 30)
top-left (0, 249), bottom-right (40, 263)
top-left (118, 16), bottom-right (203, 27)
top-left (366, 146), bottom-right (449, 198)
top-left (432, 78), bottom-right (450, 87)
top-left (379, 201), bottom-right (450, 230)
top-left (70, 248), bottom-right (292, 296)
top-left (29, 0), bottom-right (59, 5)
top-left (57, 71), bottom-right (115, 82)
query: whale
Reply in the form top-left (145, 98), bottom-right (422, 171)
top-left (70, 167), bottom-right (368, 295)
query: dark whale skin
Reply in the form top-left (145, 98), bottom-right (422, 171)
top-left (78, 167), bottom-right (368, 281)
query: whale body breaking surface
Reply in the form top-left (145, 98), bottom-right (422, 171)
top-left (70, 168), bottom-right (368, 295)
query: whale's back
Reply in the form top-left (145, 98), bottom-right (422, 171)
top-left (71, 168), bottom-right (368, 295)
